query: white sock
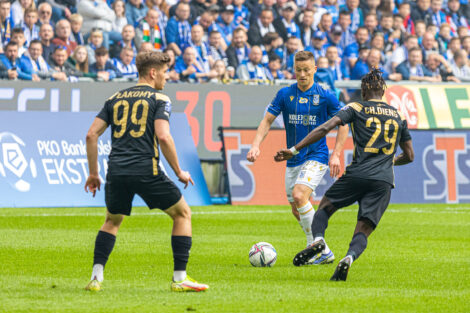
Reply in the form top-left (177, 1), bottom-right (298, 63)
top-left (91, 264), bottom-right (104, 282)
top-left (345, 255), bottom-right (354, 265)
top-left (297, 202), bottom-right (315, 246)
top-left (314, 236), bottom-right (331, 255)
top-left (173, 270), bottom-right (186, 282)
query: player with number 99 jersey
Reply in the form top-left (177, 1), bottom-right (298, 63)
top-left (97, 85), bottom-right (172, 177)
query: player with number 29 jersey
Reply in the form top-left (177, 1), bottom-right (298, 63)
top-left (335, 100), bottom-right (412, 186)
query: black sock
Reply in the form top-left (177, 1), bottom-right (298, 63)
top-left (93, 230), bottom-right (116, 267)
top-left (347, 232), bottom-right (368, 261)
top-left (171, 236), bottom-right (192, 271)
top-left (311, 209), bottom-right (329, 238)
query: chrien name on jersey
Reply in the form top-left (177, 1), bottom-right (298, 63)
top-left (364, 106), bottom-right (398, 118)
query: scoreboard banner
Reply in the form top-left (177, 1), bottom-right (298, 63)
top-left (0, 112), bottom-right (211, 207)
top-left (221, 128), bottom-right (470, 205)
top-left (1, 82), bottom-right (470, 159)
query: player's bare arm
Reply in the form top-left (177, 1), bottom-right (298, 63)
top-left (393, 140), bottom-right (414, 166)
top-left (155, 119), bottom-right (194, 188)
top-left (329, 124), bottom-right (349, 178)
top-left (275, 116), bottom-right (343, 162)
top-left (85, 117), bottom-right (108, 197)
top-left (246, 112), bottom-right (277, 162)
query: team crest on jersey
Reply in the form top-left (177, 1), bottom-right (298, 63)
top-left (290, 96), bottom-right (294, 102)
top-left (313, 95), bottom-right (320, 105)
top-left (299, 97), bottom-right (308, 103)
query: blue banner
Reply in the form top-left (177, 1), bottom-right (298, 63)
top-left (0, 112), bottom-right (211, 207)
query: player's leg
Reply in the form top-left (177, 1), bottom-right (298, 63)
top-left (137, 174), bottom-right (207, 292)
top-left (164, 197), bottom-right (208, 292)
top-left (293, 176), bottom-right (364, 266)
top-left (330, 218), bottom-right (374, 282)
top-left (292, 160), bottom-right (334, 263)
top-left (285, 166), bottom-right (301, 222)
top-left (330, 179), bottom-right (392, 281)
top-left (88, 212), bottom-right (124, 286)
top-left (86, 176), bottom-right (133, 291)
top-left (291, 184), bottom-right (315, 246)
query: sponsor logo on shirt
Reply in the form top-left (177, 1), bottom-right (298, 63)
top-left (289, 114), bottom-right (317, 126)
top-left (290, 96), bottom-right (294, 102)
top-left (299, 97), bottom-right (308, 103)
top-left (313, 95), bottom-right (320, 105)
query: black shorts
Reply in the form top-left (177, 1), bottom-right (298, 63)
top-left (105, 173), bottom-right (182, 216)
top-left (324, 175), bottom-right (392, 228)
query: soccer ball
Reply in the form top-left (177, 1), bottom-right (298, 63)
top-left (249, 242), bottom-right (277, 267)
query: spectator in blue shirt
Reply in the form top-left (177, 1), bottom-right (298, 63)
top-left (337, 10), bottom-right (355, 50)
top-left (174, 46), bottom-right (216, 82)
top-left (314, 56), bottom-right (336, 92)
top-left (343, 26), bottom-right (369, 69)
top-left (236, 45), bottom-right (269, 81)
top-left (0, 0), bottom-right (14, 46)
top-left (217, 5), bottom-right (238, 45)
top-left (276, 36), bottom-right (301, 79)
top-left (351, 47), bottom-right (402, 81)
top-left (185, 24), bottom-right (212, 73)
top-left (112, 46), bottom-right (137, 79)
top-left (273, 2), bottom-right (300, 42)
top-left (325, 24), bottom-right (344, 56)
top-left (166, 2), bottom-right (191, 55)
top-left (305, 31), bottom-right (327, 61)
top-left (396, 47), bottom-right (437, 81)
top-left (317, 13), bottom-right (333, 34)
top-left (339, 0), bottom-right (364, 32)
top-left (22, 8), bottom-right (40, 47)
top-left (325, 45), bottom-right (344, 81)
top-left (19, 39), bottom-right (49, 81)
top-left (324, 0), bottom-right (340, 24)
top-left (125, 0), bottom-right (148, 27)
top-left (233, 0), bottom-right (250, 29)
top-left (0, 41), bottom-right (29, 79)
top-left (89, 46), bottom-right (122, 81)
top-left (266, 53), bottom-right (285, 80)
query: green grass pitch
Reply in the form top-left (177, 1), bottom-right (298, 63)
top-left (0, 204), bottom-right (469, 313)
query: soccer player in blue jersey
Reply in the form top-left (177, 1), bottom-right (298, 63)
top-left (247, 50), bottom-right (349, 265)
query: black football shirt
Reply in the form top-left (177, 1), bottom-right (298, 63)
top-left (335, 100), bottom-right (412, 186)
top-left (97, 84), bottom-right (171, 176)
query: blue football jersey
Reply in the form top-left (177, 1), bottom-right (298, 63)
top-left (267, 83), bottom-right (342, 167)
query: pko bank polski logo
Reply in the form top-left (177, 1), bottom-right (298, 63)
top-left (0, 132), bottom-right (37, 192)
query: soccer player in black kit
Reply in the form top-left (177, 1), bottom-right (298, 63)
top-left (275, 68), bottom-right (415, 281)
top-left (84, 51), bottom-right (208, 292)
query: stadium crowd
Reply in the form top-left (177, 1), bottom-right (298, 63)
top-left (1, 0), bottom-right (470, 85)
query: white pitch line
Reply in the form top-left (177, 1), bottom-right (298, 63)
top-left (0, 207), bottom-right (469, 217)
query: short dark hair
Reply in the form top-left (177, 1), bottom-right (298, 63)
top-left (29, 39), bottom-right (42, 47)
top-left (11, 28), bottom-right (24, 35)
top-left (24, 7), bottom-right (38, 16)
top-left (233, 27), bottom-right (246, 35)
top-left (5, 41), bottom-right (18, 50)
top-left (262, 32), bottom-right (279, 46)
top-left (380, 12), bottom-right (393, 19)
top-left (135, 51), bottom-right (170, 76)
top-left (339, 10), bottom-right (351, 17)
top-left (268, 53), bottom-right (281, 63)
top-left (408, 47), bottom-right (422, 54)
top-left (95, 46), bottom-right (108, 56)
top-left (294, 50), bottom-right (315, 63)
